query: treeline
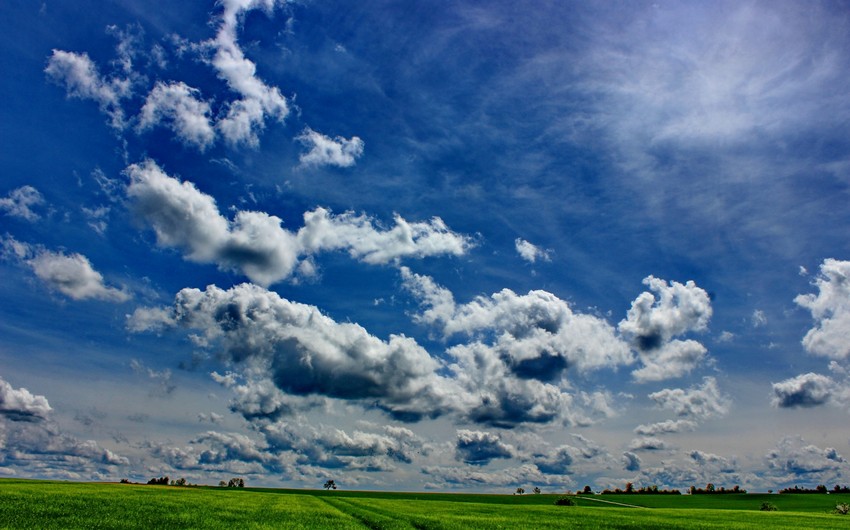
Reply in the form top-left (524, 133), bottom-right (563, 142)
top-left (130, 476), bottom-right (246, 488)
top-left (780, 485), bottom-right (850, 494)
top-left (689, 484), bottom-right (746, 495)
top-left (601, 483), bottom-right (681, 495)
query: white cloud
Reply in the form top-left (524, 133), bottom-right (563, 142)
top-left (130, 359), bottom-right (176, 397)
top-left (0, 186), bottom-right (45, 222)
top-left (138, 82), bottom-right (215, 150)
top-left (795, 259), bottom-right (850, 360)
top-left (765, 436), bottom-right (847, 481)
top-left (628, 437), bottom-right (669, 452)
top-left (299, 208), bottom-right (471, 265)
top-left (401, 268), bottom-right (631, 427)
top-left (514, 238), bottom-right (551, 263)
top-left (2, 237), bottom-right (129, 302)
top-left (648, 377), bottom-right (730, 420)
top-left (751, 309), bottom-right (767, 328)
top-left (634, 419), bottom-right (697, 436)
top-left (619, 276), bottom-right (712, 382)
top-left (126, 160), bottom-right (471, 286)
top-left (128, 283), bottom-right (458, 422)
top-left (208, 0), bottom-right (289, 146)
top-left (455, 429), bottom-right (514, 466)
top-left (771, 372), bottom-right (834, 408)
top-left (0, 376), bottom-right (52, 422)
top-left (297, 127), bottom-right (365, 168)
top-left (45, 50), bottom-right (130, 129)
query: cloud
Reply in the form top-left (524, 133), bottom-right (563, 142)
top-left (648, 377), bottom-right (730, 420)
top-left (514, 238), bottom-right (551, 263)
top-left (534, 445), bottom-right (576, 475)
top-left (1, 237), bottom-right (129, 302)
top-left (45, 50), bottom-right (130, 129)
top-left (0, 376), bottom-right (52, 422)
top-left (751, 310), bottom-right (767, 328)
top-left (0, 186), bottom-right (45, 222)
top-left (628, 437), bottom-right (669, 452)
top-left (765, 436), bottom-right (847, 479)
top-left (298, 208), bottom-right (471, 265)
top-left (138, 82), bottom-right (215, 150)
top-left (795, 259), bottom-right (850, 360)
top-left (771, 372), bottom-right (834, 408)
top-left (622, 451), bottom-right (641, 472)
top-left (297, 127), bottom-right (365, 168)
top-left (421, 463), bottom-right (544, 488)
top-left (261, 421), bottom-right (424, 471)
top-left (633, 419), bottom-right (697, 436)
top-left (619, 276), bottom-right (712, 382)
top-left (130, 359), bottom-right (176, 397)
top-left (207, 0), bottom-right (290, 146)
top-left (0, 376), bottom-right (128, 478)
top-left (128, 282), bottom-right (458, 422)
top-left (455, 430), bottom-right (514, 466)
top-left (126, 160), bottom-right (471, 286)
top-left (401, 268), bottom-right (632, 427)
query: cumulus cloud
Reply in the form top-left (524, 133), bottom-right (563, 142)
top-left (795, 259), bottom-right (850, 360)
top-left (0, 186), bottom-right (45, 222)
top-left (128, 283), bottom-right (458, 422)
top-left (297, 127), bottom-right (365, 168)
top-left (634, 419), bottom-right (697, 436)
top-left (765, 436), bottom-right (847, 480)
top-left (534, 445), bottom-right (576, 475)
top-left (514, 238), bottom-right (551, 263)
top-left (138, 82), bottom-right (215, 150)
top-left (771, 372), bottom-right (834, 408)
top-left (401, 267), bottom-right (632, 427)
top-left (207, 0), bottom-right (289, 146)
top-left (619, 276), bottom-right (712, 382)
top-left (455, 430), bottom-right (514, 466)
top-left (628, 437), bottom-right (669, 452)
top-left (648, 377), bottom-right (730, 420)
top-left (0, 376), bottom-right (128, 478)
top-left (0, 376), bottom-right (52, 422)
top-left (261, 421), bottom-right (424, 471)
top-left (45, 50), bottom-right (130, 129)
top-left (1, 237), bottom-right (129, 302)
top-left (126, 160), bottom-right (471, 286)
top-left (622, 451), bottom-right (641, 472)
top-left (751, 309), bottom-right (767, 328)
top-left (421, 463), bottom-right (544, 488)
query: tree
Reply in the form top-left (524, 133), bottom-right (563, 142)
top-left (533, 487), bottom-right (541, 494)
top-left (219, 480), bottom-right (227, 487)
top-left (227, 477), bottom-right (245, 488)
top-left (582, 485), bottom-right (592, 494)
top-left (324, 480), bottom-right (337, 490)
top-left (516, 487), bottom-right (525, 495)
top-left (625, 482), bottom-right (634, 494)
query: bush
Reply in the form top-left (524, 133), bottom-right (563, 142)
top-left (835, 503), bottom-right (849, 515)
top-left (760, 502), bottom-right (777, 512)
top-left (554, 497), bottom-right (575, 506)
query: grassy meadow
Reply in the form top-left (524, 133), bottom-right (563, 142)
top-left (1, 479), bottom-right (849, 529)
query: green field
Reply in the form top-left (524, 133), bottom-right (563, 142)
top-left (1, 479), bottom-right (848, 529)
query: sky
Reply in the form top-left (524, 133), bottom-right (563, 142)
top-left (2, 0), bottom-right (850, 492)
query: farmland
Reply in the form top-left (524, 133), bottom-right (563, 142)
top-left (1, 479), bottom-right (849, 529)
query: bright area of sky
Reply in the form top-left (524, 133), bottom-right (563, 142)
top-left (1, 0), bottom-right (850, 492)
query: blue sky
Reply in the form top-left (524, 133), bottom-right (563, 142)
top-left (2, 0), bottom-right (850, 491)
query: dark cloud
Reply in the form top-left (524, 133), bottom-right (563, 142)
top-left (455, 430), bottom-right (513, 466)
top-left (771, 372), bottom-right (834, 408)
top-left (622, 451), bottom-right (641, 472)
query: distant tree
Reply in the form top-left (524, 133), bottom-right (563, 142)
top-left (120, 479), bottom-right (130, 484)
top-left (554, 497), bottom-right (575, 506)
top-left (768, 490), bottom-right (773, 494)
top-left (516, 488), bottom-right (525, 495)
top-left (760, 502), bottom-right (777, 512)
top-left (219, 480), bottom-right (227, 487)
top-left (324, 480), bottom-right (337, 490)
top-left (582, 485), bottom-right (592, 494)
top-left (625, 482), bottom-right (634, 494)
top-left (533, 487), bottom-right (541, 494)
top-left (175, 478), bottom-right (187, 487)
top-left (227, 477), bottom-right (245, 488)
top-left (706, 483), bottom-right (715, 493)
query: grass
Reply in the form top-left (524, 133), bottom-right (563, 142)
top-left (1, 479), bottom-right (849, 529)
